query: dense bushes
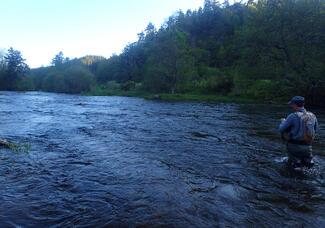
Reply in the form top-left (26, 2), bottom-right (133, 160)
top-left (37, 65), bottom-right (94, 94)
top-left (63, 66), bottom-right (94, 93)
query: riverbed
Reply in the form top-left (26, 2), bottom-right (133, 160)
top-left (0, 91), bottom-right (324, 227)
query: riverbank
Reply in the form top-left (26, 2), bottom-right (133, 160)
top-left (1, 89), bottom-right (280, 104)
top-left (84, 89), bottom-right (260, 103)
top-left (151, 93), bottom-right (259, 103)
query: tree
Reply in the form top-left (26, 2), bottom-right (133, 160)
top-left (0, 49), bottom-right (5, 69)
top-left (63, 66), bottom-right (94, 93)
top-left (0, 50), bottom-right (6, 90)
top-left (237, 0), bottom-right (325, 96)
top-left (3, 47), bottom-right (29, 90)
top-left (51, 51), bottom-right (66, 66)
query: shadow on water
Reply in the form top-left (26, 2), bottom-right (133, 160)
top-left (0, 92), bottom-right (324, 227)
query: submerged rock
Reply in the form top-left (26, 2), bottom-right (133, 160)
top-left (0, 139), bottom-right (10, 148)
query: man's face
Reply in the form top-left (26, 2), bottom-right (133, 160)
top-left (291, 104), bottom-right (298, 111)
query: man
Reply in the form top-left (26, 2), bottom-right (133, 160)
top-left (279, 96), bottom-right (318, 168)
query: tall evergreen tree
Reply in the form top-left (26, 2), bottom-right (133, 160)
top-left (3, 47), bottom-right (29, 90)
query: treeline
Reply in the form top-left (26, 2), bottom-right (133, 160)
top-left (1, 0), bottom-right (324, 105)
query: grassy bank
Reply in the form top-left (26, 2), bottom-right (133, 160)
top-left (151, 93), bottom-right (257, 103)
top-left (84, 88), bottom-right (151, 98)
top-left (85, 87), bottom-right (260, 104)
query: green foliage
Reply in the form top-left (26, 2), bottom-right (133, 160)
top-left (0, 47), bottom-right (30, 90)
top-left (88, 85), bottom-right (112, 96)
top-left (121, 81), bottom-right (136, 91)
top-left (0, 70), bottom-right (6, 90)
top-left (246, 80), bottom-right (279, 100)
top-left (39, 65), bottom-right (95, 94)
top-left (143, 59), bottom-right (172, 92)
top-left (105, 81), bottom-right (121, 90)
top-left (3, 0), bottom-right (324, 105)
top-left (1, 139), bottom-right (31, 153)
top-left (63, 66), bottom-right (94, 93)
top-left (42, 71), bottom-right (68, 93)
top-left (7, 142), bottom-right (31, 153)
top-left (95, 55), bottom-right (127, 83)
top-left (88, 81), bottom-right (121, 96)
top-left (194, 75), bottom-right (233, 95)
top-left (51, 51), bottom-right (67, 66)
top-left (155, 93), bottom-right (254, 103)
top-left (15, 76), bottom-right (35, 91)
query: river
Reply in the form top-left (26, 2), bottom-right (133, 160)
top-left (0, 91), bottom-right (324, 227)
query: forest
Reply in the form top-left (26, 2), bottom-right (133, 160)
top-left (0, 0), bottom-right (324, 105)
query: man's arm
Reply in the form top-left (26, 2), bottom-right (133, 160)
top-left (279, 114), bottom-right (294, 133)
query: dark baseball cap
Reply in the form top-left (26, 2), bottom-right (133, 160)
top-left (288, 96), bottom-right (305, 105)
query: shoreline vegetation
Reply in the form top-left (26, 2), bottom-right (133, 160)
top-left (0, 139), bottom-right (30, 153)
top-left (83, 85), bottom-right (271, 104)
top-left (1, 0), bottom-right (324, 106)
top-left (2, 88), bottom-right (276, 104)
top-left (88, 91), bottom-right (257, 103)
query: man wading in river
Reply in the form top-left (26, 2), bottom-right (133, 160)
top-left (279, 96), bottom-right (318, 169)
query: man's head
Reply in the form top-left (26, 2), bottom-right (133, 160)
top-left (288, 96), bottom-right (305, 110)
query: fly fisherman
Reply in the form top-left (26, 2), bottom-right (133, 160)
top-left (279, 96), bottom-right (318, 169)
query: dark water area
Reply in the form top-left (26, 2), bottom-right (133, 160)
top-left (0, 91), bottom-right (324, 227)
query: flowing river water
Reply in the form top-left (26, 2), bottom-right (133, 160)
top-left (0, 91), bottom-right (324, 227)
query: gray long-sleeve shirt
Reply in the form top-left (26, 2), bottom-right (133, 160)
top-left (279, 108), bottom-right (318, 142)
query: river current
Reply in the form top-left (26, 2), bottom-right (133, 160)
top-left (0, 91), bottom-right (324, 227)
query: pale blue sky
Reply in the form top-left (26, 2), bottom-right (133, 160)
top-left (0, 0), bottom-right (204, 68)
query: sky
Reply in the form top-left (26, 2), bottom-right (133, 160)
top-left (0, 0), bottom-right (204, 68)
